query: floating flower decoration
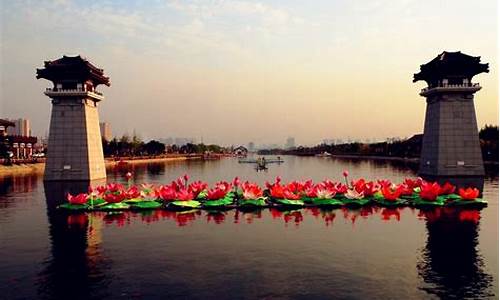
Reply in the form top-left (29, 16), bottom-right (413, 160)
top-left (345, 189), bottom-right (364, 199)
top-left (67, 193), bottom-right (88, 205)
top-left (381, 185), bottom-right (403, 201)
top-left (439, 182), bottom-right (456, 195)
top-left (241, 182), bottom-right (263, 199)
top-left (419, 182), bottom-right (441, 201)
top-left (207, 181), bottom-right (232, 200)
top-left (458, 187), bottom-right (480, 200)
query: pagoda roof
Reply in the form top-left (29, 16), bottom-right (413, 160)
top-left (0, 119), bottom-right (15, 127)
top-left (413, 51), bottom-right (489, 83)
top-left (36, 55), bottom-right (110, 86)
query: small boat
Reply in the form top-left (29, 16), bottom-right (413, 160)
top-left (315, 152), bottom-right (332, 157)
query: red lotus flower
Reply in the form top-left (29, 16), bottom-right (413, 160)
top-left (67, 193), bottom-right (88, 205)
top-left (403, 178), bottom-right (418, 189)
top-left (233, 177), bottom-right (241, 188)
top-left (176, 188), bottom-right (194, 201)
top-left (353, 179), bottom-right (378, 197)
top-left (439, 182), bottom-right (456, 195)
top-left (158, 185), bottom-right (177, 201)
top-left (270, 184), bottom-right (285, 199)
top-left (399, 184), bottom-right (414, 196)
top-left (188, 181), bottom-right (207, 198)
top-left (107, 183), bottom-right (124, 193)
top-left (241, 182), bottom-right (263, 199)
top-left (381, 185), bottom-right (403, 201)
top-left (419, 182), bottom-right (441, 201)
top-left (207, 181), bottom-right (232, 200)
top-left (104, 191), bottom-right (126, 203)
top-left (125, 186), bottom-right (141, 199)
top-left (458, 187), bottom-right (480, 200)
top-left (335, 183), bottom-right (348, 194)
top-left (283, 188), bottom-right (301, 200)
top-left (377, 179), bottom-right (392, 188)
top-left (96, 185), bottom-right (107, 195)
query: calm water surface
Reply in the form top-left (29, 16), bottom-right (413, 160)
top-left (0, 156), bottom-right (498, 299)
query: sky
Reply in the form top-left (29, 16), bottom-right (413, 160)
top-left (0, 0), bottom-right (498, 146)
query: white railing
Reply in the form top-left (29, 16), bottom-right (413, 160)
top-left (45, 87), bottom-right (103, 96)
top-left (420, 83), bottom-right (480, 94)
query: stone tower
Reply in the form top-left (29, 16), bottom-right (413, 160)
top-left (414, 51), bottom-right (488, 181)
top-left (37, 55), bottom-right (110, 181)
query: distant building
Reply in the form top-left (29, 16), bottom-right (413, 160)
top-left (233, 146), bottom-right (248, 156)
top-left (285, 137), bottom-right (296, 149)
top-left (0, 118), bottom-right (37, 159)
top-left (99, 122), bottom-right (112, 141)
top-left (6, 118), bottom-right (31, 136)
top-left (174, 137), bottom-right (195, 146)
top-left (247, 142), bottom-right (255, 152)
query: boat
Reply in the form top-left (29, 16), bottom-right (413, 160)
top-left (315, 151), bottom-right (332, 157)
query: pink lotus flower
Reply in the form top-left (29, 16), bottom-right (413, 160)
top-left (313, 183), bottom-right (336, 199)
top-left (335, 183), bottom-right (348, 194)
top-left (188, 181), bottom-right (207, 198)
top-left (67, 193), bottom-right (88, 205)
top-left (125, 186), bottom-right (141, 199)
top-left (176, 188), bottom-right (194, 201)
top-left (104, 191), bottom-right (126, 203)
top-left (158, 185), bottom-right (177, 201)
top-left (345, 189), bottom-right (364, 199)
top-left (207, 181), bottom-right (232, 200)
top-left (241, 182), bottom-right (263, 199)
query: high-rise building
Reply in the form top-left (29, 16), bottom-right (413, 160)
top-left (247, 142), bottom-right (255, 152)
top-left (285, 137), bottom-right (296, 149)
top-left (6, 118), bottom-right (31, 136)
top-left (99, 122), bottom-right (112, 141)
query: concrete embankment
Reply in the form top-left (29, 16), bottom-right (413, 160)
top-left (0, 155), bottom-right (202, 178)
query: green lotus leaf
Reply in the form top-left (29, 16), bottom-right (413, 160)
top-left (341, 198), bottom-right (371, 206)
top-left (130, 201), bottom-right (163, 209)
top-left (99, 202), bottom-right (131, 210)
top-left (311, 198), bottom-right (343, 206)
top-left (124, 198), bottom-right (146, 204)
top-left (444, 194), bottom-right (462, 200)
top-left (196, 191), bottom-right (208, 200)
top-left (301, 197), bottom-right (315, 204)
top-left (58, 203), bottom-right (88, 210)
top-left (239, 198), bottom-right (267, 207)
top-left (203, 197), bottom-right (233, 207)
top-left (448, 198), bottom-right (488, 206)
top-left (275, 199), bottom-right (304, 206)
top-left (411, 197), bottom-right (446, 207)
top-left (170, 200), bottom-right (201, 208)
top-left (86, 198), bottom-right (106, 206)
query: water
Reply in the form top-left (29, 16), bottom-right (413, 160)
top-left (0, 156), bottom-right (498, 299)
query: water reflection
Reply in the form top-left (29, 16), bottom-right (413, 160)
top-left (40, 181), bottom-right (110, 300)
top-left (417, 207), bottom-right (494, 298)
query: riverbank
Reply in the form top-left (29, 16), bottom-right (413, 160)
top-left (0, 154), bottom-right (203, 177)
top-left (329, 154), bottom-right (498, 166)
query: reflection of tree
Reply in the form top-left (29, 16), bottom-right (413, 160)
top-left (39, 181), bottom-right (110, 300)
top-left (417, 208), bottom-right (494, 298)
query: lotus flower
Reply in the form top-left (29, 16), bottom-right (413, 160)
top-left (125, 186), bottom-right (141, 199)
top-left (458, 187), bottom-right (480, 200)
top-left (270, 184), bottom-right (285, 199)
top-left (283, 188), bottom-right (301, 200)
top-left (107, 183), bottom-right (124, 193)
top-left (419, 182), bottom-right (441, 201)
top-left (353, 179), bottom-right (378, 197)
top-left (312, 183), bottom-right (336, 199)
top-left (189, 181), bottom-right (208, 198)
top-left (233, 177), bottom-right (241, 188)
top-left (381, 185), bottom-right (403, 201)
top-left (104, 191), bottom-right (126, 203)
top-left (439, 182), bottom-right (456, 195)
top-left (335, 183), bottom-right (348, 194)
top-left (345, 189), bottom-right (364, 199)
top-left (67, 193), bottom-right (88, 205)
top-left (377, 179), bottom-right (391, 188)
top-left (403, 178), bottom-right (418, 189)
top-left (241, 182), bottom-right (263, 199)
top-left (96, 185), bottom-right (107, 195)
top-left (158, 185), bottom-right (177, 201)
top-left (207, 181), bottom-right (232, 200)
top-left (176, 188), bottom-right (194, 201)
top-left (399, 184), bottom-right (414, 196)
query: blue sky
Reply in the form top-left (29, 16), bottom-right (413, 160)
top-left (1, 0), bottom-right (498, 145)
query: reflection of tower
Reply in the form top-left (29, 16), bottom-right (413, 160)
top-left (417, 208), bottom-right (493, 298)
top-left (41, 180), bottom-right (108, 299)
top-left (37, 55), bottom-right (110, 181)
top-left (414, 52), bottom-right (488, 187)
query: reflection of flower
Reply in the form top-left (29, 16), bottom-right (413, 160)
top-left (381, 208), bottom-right (401, 221)
top-left (459, 210), bottom-right (481, 223)
top-left (67, 214), bottom-right (88, 228)
top-left (458, 188), bottom-right (480, 200)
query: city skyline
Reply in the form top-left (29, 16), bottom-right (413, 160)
top-left (1, 0), bottom-right (498, 145)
